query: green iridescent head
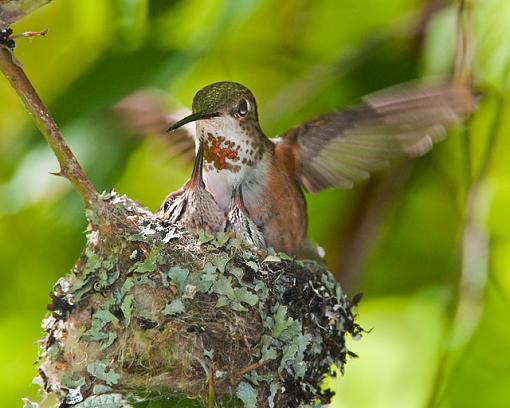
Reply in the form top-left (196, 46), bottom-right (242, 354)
top-left (168, 82), bottom-right (259, 131)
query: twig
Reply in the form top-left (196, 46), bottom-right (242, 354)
top-left (237, 360), bottom-right (269, 380)
top-left (0, 45), bottom-right (98, 207)
top-left (0, 0), bottom-right (52, 27)
top-left (453, 0), bottom-right (473, 86)
top-left (208, 364), bottom-right (215, 408)
top-left (11, 28), bottom-right (48, 39)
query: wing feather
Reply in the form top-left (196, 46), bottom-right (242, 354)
top-left (113, 89), bottom-right (196, 161)
top-left (279, 82), bottom-right (474, 193)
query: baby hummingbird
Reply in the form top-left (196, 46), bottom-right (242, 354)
top-left (225, 185), bottom-right (266, 250)
top-left (157, 140), bottom-right (225, 234)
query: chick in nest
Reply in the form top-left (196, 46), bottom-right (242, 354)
top-left (157, 141), bottom-right (225, 234)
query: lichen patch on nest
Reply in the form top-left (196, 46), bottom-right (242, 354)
top-left (35, 191), bottom-right (362, 408)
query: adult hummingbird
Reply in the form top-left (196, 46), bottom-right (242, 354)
top-left (157, 140), bottom-right (225, 234)
top-left (166, 81), bottom-right (473, 257)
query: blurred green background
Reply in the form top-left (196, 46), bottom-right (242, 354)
top-left (1, 0), bottom-right (509, 407)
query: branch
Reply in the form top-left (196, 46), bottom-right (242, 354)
top-left (0, 0), bottom-right (52, 27)
top-left (0, 46), bottom-right (98, 207)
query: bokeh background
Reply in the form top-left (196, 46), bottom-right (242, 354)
top-left (1, 0), bottom-right (509, 407)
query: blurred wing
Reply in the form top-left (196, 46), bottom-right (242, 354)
top-left (113, 89), bottom-right (196, 161)
top-left (279, 83), bottom-right (474, 193)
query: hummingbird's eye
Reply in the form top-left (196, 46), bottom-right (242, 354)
top-left (237, 99), bottom-right (249, 117)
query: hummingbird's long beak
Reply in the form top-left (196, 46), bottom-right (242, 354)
top-left (167, 111), bottom-right (220, 132)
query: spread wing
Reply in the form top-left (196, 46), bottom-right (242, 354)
top-left (113, 89), bottom-right (196, 160)
top-left (278, 82), bottom-right (475, 193)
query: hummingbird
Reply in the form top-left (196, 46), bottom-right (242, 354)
top-left (163, 81), bottom-right (473, 258)
top-left (157, 140), bottom-right (225, 234)
top-left (225, 185), bottom-right (266, 250)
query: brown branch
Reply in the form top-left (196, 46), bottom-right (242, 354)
top-left (232, 359), bottom-right (270, 385)
top-left (453, 0), bottom-right (473, 85)
top-left (0, 0), bottom-right (52, 27)
top-left (0, 46), bottom-right (98, 207)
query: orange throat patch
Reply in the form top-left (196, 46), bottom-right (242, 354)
top-left (204, 133), bottom-right (241, 172)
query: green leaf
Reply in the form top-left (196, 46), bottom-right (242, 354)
top-left (253, 279), bottom-right (269, 301)
top-left (100, 331), bottom-right (118, 351)
top-left (272, 305), bottom-right (294, 339)
top-left (268, 382), bottom-right (280, 407)
top-left (263, 255), bottom-right (282, 263)
top-left (86, 361), bottom-right (120, 385)
top-left (279, 343), bottom-right (299, 374)
top-left (277, 252), bottom-right (293, 261)
top-left (62, 373), bottom-right (86, 388)
top-left (163, 266), bottom-right (189, 294)
top-left (278, 319), bottom-right (300, 342)
top-left (213, 276), bottom-right (236, 300)
top-left (230, 266), bottom-right (244, 282)
top-left (236, 381), bottom-right (257, 408)
top-left (73, 393), bottom-right (131, 408)
top-left (21, 400), bottom-right (38, 408)
top-left (115, 277), bottom-right (136, 303)
top-left (136, 274), bottom-right (156, 288)
top-left (202, 262), bottom-right (216, 275)
top-left (215, 295), bottom-right (230, 308)
top-left (163, 299), bottom-right (185, 315)
top-left (211, 254), bottom-right (231, 273)
top-left (47, 342), bottom-right (59, 360)
top-left (260, 335), bottom-right (277, 362)
top-left (234, 287), bottom-right (258, 306)
top-left (213, 231), bottom-right (230, 247)
top-left (120, 277), bottom-right (136, 298)
top-left (231, 301), bottom-right (248, 312)
top-left (84, 306), bottom-right (119, 342)
top-left (121, 294), bottom-right (134, 326)
top-left (245, 370), bottom-right (274, 386)
top-left (194, 262), bottom-right (217, 293)
top-left (83, 252), bottom-right (103, 276)
top-left (131, 259), bottom-right (156, 273)
top-left (130, 247), bottom-right (162, 274)
top-left (289, 333), bottom-right (312, 378)
top-left (198, 230), bottom-right (215, 244)
top-left (94, 308), bottom-right (118, 326)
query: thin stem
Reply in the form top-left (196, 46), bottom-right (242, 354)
top-left (0, 46), bottom-right (97, 207)
top-left (208, 364), bottom-right (215, 408)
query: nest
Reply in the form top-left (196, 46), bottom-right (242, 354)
top-left (34, 192), bottom-right (362, 408)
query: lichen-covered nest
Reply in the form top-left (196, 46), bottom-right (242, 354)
top-left (35, 192), bottom-right (362, 408)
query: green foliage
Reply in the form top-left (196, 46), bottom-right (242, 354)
top-left (1, 0), bottom-right (510, 407)
top-left (163, 299), bottom-right (185, 316)
top-left (74, 393), bottom-right (129, 408)
top-left (86, 361), bottom-right (120, 386)
top-left (235, 382), bottom-right (257, 408)
top-left (84, 301), bottom-right (119, 342)
top-left (162, 266), bottom-right (189, 293)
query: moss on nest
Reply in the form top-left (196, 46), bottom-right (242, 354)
top-left (34, 191), bottom-right (362, 408)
